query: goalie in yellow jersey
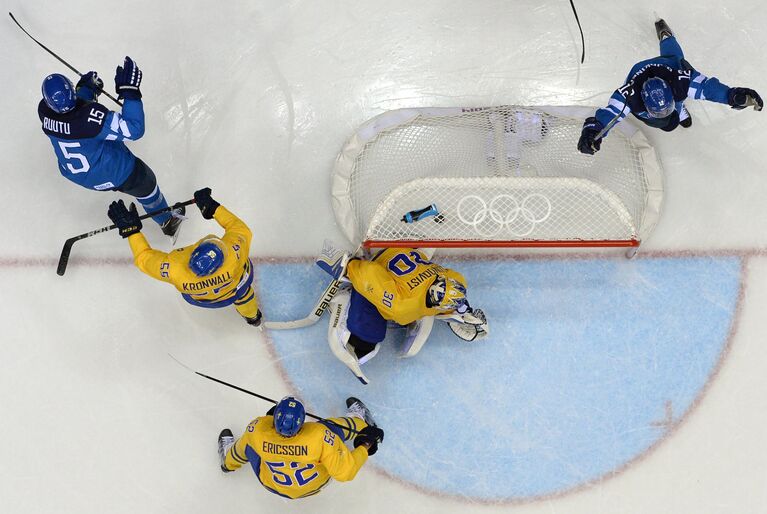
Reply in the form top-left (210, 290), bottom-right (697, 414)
top-left (324, 247), bottom-right (489, 384)
top-left (217, 396), bottom-right (384, 499)
top-left (106, 187), bottom-right (261, 326)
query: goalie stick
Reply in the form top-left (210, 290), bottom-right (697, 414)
top-left (263, 240), bottom-right (352, 330)
top-left (263, 278), bottom-right (342, 330)
top-left (56, 199), bottom-right (194, 276)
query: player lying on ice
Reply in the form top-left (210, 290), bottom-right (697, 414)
top-left (217, 396), bottom-right (383, 499)
top-left (107, 187), bottom-right (262, 326)
top-left (39, 57), bottom-right (184, 238)
top-left (578, 17), bottom-right (763, 155)
top-left (325, 247), bottom-right (489, 384)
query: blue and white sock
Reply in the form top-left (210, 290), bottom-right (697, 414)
top-left (136, 185), bottom-right (171, 225)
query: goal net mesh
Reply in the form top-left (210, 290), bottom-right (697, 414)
top-left (332, 106), bottom-right (663, 248)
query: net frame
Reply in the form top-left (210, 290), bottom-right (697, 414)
top-left (332, 106), bottom-right (663, 251)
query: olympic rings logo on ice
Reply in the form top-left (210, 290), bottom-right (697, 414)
top-left (456, 194), bottom-right (552, 237)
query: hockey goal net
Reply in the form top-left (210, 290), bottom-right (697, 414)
top-left (332, 106), bottom-right (663, 250)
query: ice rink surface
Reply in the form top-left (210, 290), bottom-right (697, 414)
top-left (1, 1), bottom-right (766, 513)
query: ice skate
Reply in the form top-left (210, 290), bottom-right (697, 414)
top-left (161, 203), bottom-right (186, 243)
top-left (655, 18), bottom-right (674, 41)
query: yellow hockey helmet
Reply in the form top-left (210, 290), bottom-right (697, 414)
top-left (427, 275), bottom-right (469, 313)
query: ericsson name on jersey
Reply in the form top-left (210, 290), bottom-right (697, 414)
top-left (346, 248), bottom-right (467, 326)
top-left (223, 415), bottom-right (369, 499)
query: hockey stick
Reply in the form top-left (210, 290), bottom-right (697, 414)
top-left (569, 0), bottom-right (585, 64)
top-left (56, 199), bottom-right (195, 276)
top-left (263, 278), bottom-right (341, 330)
top-left (591, 102), bottom-right (627, 151)
top-left (264, 240), bottom-right (357, 330)
top-left (168, 354), bottom-right (364, 436)
top-left (8, 12), bottom-right (123, 107)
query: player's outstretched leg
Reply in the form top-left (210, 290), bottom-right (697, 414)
top-left (234, 286), bottom-right (262, 328)
top-left (117, 158), bottom-right (183, 237)
top-left (218, 428), bottom-right (235, 473)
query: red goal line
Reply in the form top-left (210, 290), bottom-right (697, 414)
top-left (363, 239), bottom-right (641, 249)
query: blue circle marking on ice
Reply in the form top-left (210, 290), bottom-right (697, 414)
top-left (258, 256), bottom-right (741, 501)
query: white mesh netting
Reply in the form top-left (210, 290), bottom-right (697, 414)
top-left (332, 106), bottom-right (663, 248)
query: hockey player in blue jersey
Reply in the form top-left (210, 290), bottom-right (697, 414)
top-left (39, 56), bottom-right (183, 237)
top-left (578, 18), bottom-right (763, 155)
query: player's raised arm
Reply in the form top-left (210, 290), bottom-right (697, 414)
top-left (94, 57), bottom-right (146, 142)
top-left (107, 200), bottom-right (172, 282)
top-left (194, 188), bottom-right (253, 248)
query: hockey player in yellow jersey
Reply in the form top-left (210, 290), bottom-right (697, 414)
top-left (106, 187), bottom-right (261, 326)
top-left (326, 247), bottom-right (489, 384)
top-left (217, 396), bottom-right (384, 499)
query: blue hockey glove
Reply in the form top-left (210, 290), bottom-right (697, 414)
top-left (577, 117), bottom-right (604, 155)
top-left (353, 425), bottom-right (385, 456)
top-left (114, 56), bottom-right (142, 100)
top-left (75, 71), bottom-right (104, 102)
top-left (194, 187), bottom-right (221, 219)
top-left (108, 199), bottom-right (143, 238)
top-left (728, 88), bottom-right (763, 111)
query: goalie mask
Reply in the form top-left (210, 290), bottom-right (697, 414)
top-left (427, 275), bottom-right (469, 313)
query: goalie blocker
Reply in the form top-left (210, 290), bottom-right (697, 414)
top-left (323, 247), bottom-right (489, 383)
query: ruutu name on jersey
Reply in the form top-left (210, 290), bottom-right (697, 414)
top-left (42, 118), bottom-right (71, 135)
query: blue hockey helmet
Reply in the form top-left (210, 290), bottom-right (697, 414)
top-left (641, 77), bottom-right (675, 118)
top-left (274, 396), bottom-right (306, 437)
top-left (188, 237), bottom-right (226, 276)
top-left (42, 74), bottom-right (76, 113)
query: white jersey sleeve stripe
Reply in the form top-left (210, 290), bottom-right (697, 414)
top-left (688, 73), bottom-right (708, 100)
top-left (608, 97), bottom-right (627, 112)
top-left (110, 113), bottom-right (120, 133)
top-left (118, 119), bottom-right (132, 138)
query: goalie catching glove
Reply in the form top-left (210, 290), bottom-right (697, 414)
top-left (445, 308), bottom-right (489, 342)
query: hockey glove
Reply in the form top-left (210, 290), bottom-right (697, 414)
top-left (194, 187), bottom-right (221, 219)
top-left (354, 425), bottom-right (385, 456)
top-left (448, 308), bottom-right (489, 342)
top-left (728, 88), bottom-right (763, 111)
top-left (115, 56), bottom-right (142, 100)
top-left (577, 117), bottom-right (604, 155)
top-left (108, 200), bottom-right (143, 238)
top-left (75, 71), bottom-right (103, 102)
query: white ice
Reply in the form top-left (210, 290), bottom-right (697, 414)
top-left (0, 0), bottom-right (766, 513)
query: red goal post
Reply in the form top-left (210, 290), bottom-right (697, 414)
top-left (332, 106), bottom-right (663, 253)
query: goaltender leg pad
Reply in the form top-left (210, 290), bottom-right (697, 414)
top-left (327, 289), bottom-right (370, 385)
top-left (401, 315), bottom-right (435, 358)
top-left (316, 239), bottom-right (350, 280)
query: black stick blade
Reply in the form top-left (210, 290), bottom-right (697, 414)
top-left (56, 238), bottom-right (77, 276)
